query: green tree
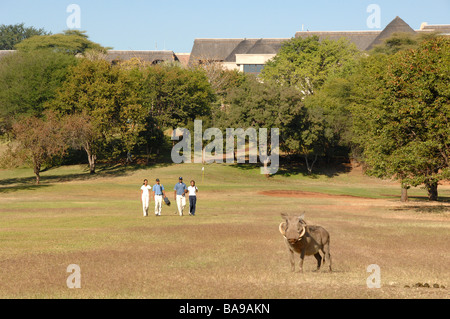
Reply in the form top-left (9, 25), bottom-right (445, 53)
top-left (351, 37), bottom-right (450, 201)
top-left (63, 112), bottom-right (100, 173)
top-left (15, 30), bottom-right (107, 55)
top-left (7, 111), bottom-right (68, 184)
top-left (258, 36), bottom-right (361, 172)
top-left (302, 74), bottom-right (357, 161)
top-left (222, 75), bottom-right (306, 165)
top-left (351, 53), bottom-right (413, 201)
top-left (370, 31), bottom-right (440, 55)
top-left (261, 36), bottom-right (361, 95)
top-left (140, 64), bottom-right (215, 130)
top-left (0, 23), bottom-right (50, 50)
top-left (0, 50), bottom-right (76, 133)
top-left (195, 62), bottom-right (247, 104)
top-left (49, 59), bottom-right (145, 174)
top-left (223, 76), bottom-right (302, 130)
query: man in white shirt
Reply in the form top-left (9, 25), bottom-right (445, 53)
top-left (140, 179), bottom-right (151, 217)
top-left (187, 180), bottom-right (198, 216)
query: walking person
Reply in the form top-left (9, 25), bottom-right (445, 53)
top-left (188, 180), bottom-right (198, 216)
top-left (140, 179), bottom-right (151, 217)
top-left (153, 178), bottom-right (166, 217)
top-left (174, 177), bottom-right (187, 216)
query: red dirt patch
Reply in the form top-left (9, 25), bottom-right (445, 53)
top-left (259, 190), bottom-right (368, 199)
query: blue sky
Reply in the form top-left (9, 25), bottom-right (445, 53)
top-left (1, 0), bottom-right (449, 52)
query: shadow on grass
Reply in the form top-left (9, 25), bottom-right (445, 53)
top-left (381, 194), bottom-right (450, 203)
top-left (231, 155), bottom-right (352, 178)
top-left (392, 204), bottom-right (450, 214)
top-left (408, 196), bottom-right (450, 203)
top-left (0, 183), bottom-right (52, 193)
top-left (0, 162), bottom-right (174, 194)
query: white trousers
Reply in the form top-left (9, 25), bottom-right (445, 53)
top-left (154, 195), bottom-right (163, 216)
top-left (176, 195), bottom-right (186, 216)
top-left (142, 195), bottom-right (149, 217)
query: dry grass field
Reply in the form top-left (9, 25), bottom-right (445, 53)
top-left (0, 162), bottom-right (449, 299)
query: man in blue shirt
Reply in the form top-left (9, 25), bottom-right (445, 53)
top-left (152, 178), bottom-right (166, 216)
top-left (174, 177), bottom-right (188, 216)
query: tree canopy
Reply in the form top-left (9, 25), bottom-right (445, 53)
top-left (140, 64), bottom-right (216, 129)
top-left (0, 50), bottom-right (77, 132)
top-left (351, 36), bottom-right (450, 200)
top-left (48, 58), bottom-right (145, 173)
top-left (369, 31), bottom-right (440, 55)
top-left (1, 25), bottom-right (448, 200)
top-left (257, 35), bottom-right (361, 172)
top-left (0, 23), bottom-right (50, 50)
top-left (261, 36), bottom-right (361, 95)
top-left (7, 111), bottom-right (69, 184)
top-left (15, 30), bottom-right (107, 55)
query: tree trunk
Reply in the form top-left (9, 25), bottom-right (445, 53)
top-left (426, 181), bottom-right (438, 201)
top-left (88, 153), bottom-right (96, 174)
top-left (84, 143), bottom-right (96, 174)
top-left (401, 186), bottom-right (408, 202)
top-left (305, 154), bottom-right (318, 174)
top-left (145, 144), bottom-right (150, 166)
top-left (34, 163), bottom-right (41, 185)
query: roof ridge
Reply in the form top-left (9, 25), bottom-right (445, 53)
top-left (366, 16), bottom-right (416, 51)
top-left (295, 30), bottom-right (381, 33)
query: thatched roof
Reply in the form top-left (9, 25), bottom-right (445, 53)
top-left (189, 38), bottom-right (288, 64)
top-left (189, 38), bottom-right (245, 64)
top-left (295, 17), bottom-right (420, 51)
top-left (223, 39), bottom-right (259, 62)
top-left (366, 16), bottom-right (416, 50)
top-left (295, 31), bottom-right (380, 51)
top-left (175, 53), bottom-right (190, 66)
top-left (247, 38), bottom-right (287, 54)
top-left (418, 23), bottom-right (450, 34)
top-left (0, 50), bottom-right (178, 64)
top-left (106, 50), bottom-right (178, 64)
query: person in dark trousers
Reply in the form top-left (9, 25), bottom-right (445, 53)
top-left (187, 180), bottom-right (198, 216)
